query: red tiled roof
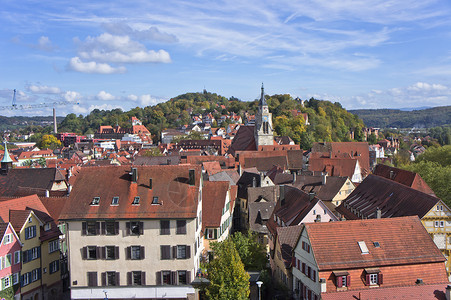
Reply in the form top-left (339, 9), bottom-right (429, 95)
top-left (373, 164), bottom-right (436, 196)
top-left (321, 282), bottom-right (449, 300)
top-left (335, 174), bottom-right (439, 220)
top-left (59, 165), bottom-right (201, 220)
top-left (306, 216), bottom-right (445, 271)
top-left (276, 224), bottom-right (303, 268)
top-left (202, 161), bottom-right (222, 176)
top-left (228, 125), bottom-right (256, 156)
top-left (202, 181), bottom-right (230, 229)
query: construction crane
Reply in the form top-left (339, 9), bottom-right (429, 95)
top-left (0, 89), bottom-right (79, 110)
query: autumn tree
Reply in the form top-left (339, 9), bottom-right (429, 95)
top-left (38, 134), bottom-right (62, 150)
top-left (206, 239), bottom-right (250, 300)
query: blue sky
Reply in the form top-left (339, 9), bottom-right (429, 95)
top-left (1, 0), bottom-right (451, 117)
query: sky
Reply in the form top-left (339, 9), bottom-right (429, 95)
top-left (1, 0), bottom-right (451, 117)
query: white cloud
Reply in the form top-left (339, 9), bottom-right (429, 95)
top-left (102, 22), bottom-right (178, 43)
top-left (63, 91), bottom-right (81, 102)
top-left (139, 94), bottom-right (164, 107)
top-left (127, 94), bottom-right (138, 101)
top-left (27, 84), bottom-right (61, 94)
top-left (80, 49), bottom-right (171, 64)
top-left (88, 103), bottom-right (124, 112)
top-left (72, 105), bottom-right (88, 114)
top-left (68, 57), bottom-right (126, 74)
top-left (96, 90), bottom-right (116, 101)
top-left (29, 36), bottom-right (55, 51)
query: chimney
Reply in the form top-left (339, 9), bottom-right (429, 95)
top-left (238, 163), bottom-right (242, 176)
top-left (273, 186), bottom-right (277, 202)
top-left (322, 173), bottom-right (327, 185)
top-left (45, 190), bottom-right (49, 198)
top-left (131, 167), bottom-right (138, 183)
top-left (376, 207), bottom-right (382, 219)
top-left (67, 184), bottom-right (72, 196)
top-left (252, 176), bottom-right (257, 188)
top-left (320, 278), bottom-right (327, 293)
top-left (167, 159), bottom-right (171, 165)
top-left (260, 172), bottom-right (265, 186)
top-left (415, 278), bottom-right (423, 285)
top-left (292, 172), bottom-right (296, 183)
top-left (309, 192), bottom-right (315, 201)
top-left (189, 169), bottom-right (195, 186)
top-left (280, 185), bottom-right (285, 204)
top-left (389, 170), bottom-right (394, 179)
top-left (446, 285), bottom-right (451, 300)
top-left (149, 178), bottom-right (152, 190)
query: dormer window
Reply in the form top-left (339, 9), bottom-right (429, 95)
top-left (152, 197), bottom-right (159, 205)
top-left (28, 217), bottom-right (32, 223)
top-left (132, 197), bottom-right (140, 205)
top-left (44, 223), bottom-right (51, 231)
top-left (91, 197), bottom-right (100, 205)
top-left (111, 197), bottom-right (119, 206)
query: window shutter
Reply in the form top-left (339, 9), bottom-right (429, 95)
top-left (23, 250), bottom-right (28, 263)
top-left (126, 247), bottom-right (131, 260)
top-left (214, 229), bottom-right (217, 239)
top-left (127, 272), bottom-right (132, 286)
top-left (186, 245), bottom-right (191, 259)
top-left (156, 272), bottom-right (161, 285)
top-left (378, 273), bottom-right (383, 285)
top-left (308, 266), bottom-right (311, 278)
top-left (140, 246), bottom-right (145, 260)
top-left (95, 222), bottom-right (101, 235)
top-left (27, 249), bottom-right (32, 261)
top-left (37, 246), bottom-right (41, 258)
top-left (115, 246), bottom-right (119, 259)
top-left (291, 256), bottom-right (296, 267)
top-left (139, 222), bottom-right (144, 235)
top-left (82, 247), bottom-right (87, 260)
top-left (101, 272), bottom-right (106, 286)
top-left (347, 275), bottom-right (350, 286)
top-left (302, 263), bottom-right (305, 274)
top-left (100, 247), bottom-right (105, 259)
top-left (365, 274), bottom-right (370, 286)
top-left (172, 246), bottom-right (177, 259)
top-left (186, 271), bottom-right (191, 284)
top-left (141, 272), bottom-right (146, 286)
top-left (82, 222), bottom-right (87, 235)
top-left (25, 227), bottom-right (29, 239)
top-left (171, 271), bottom-right (177, 285)
top-left (96, 247), bottom-right (101, 260)
top-left (336, 276), bottom-right (342, 288)
top-left (116, 272), bottom-right (120, 286)
top-left (115, 222), bottom-right (119, 235)
top-left (126, 222), bottom-right (130, 235)
top-left (100, 222), bottom-right (105, 235)
top-left (313, 270), bottom-right (316, 282)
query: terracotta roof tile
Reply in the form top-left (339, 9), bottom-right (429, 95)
top-left (202, 181), bottom-right (230, 228)
top-left (277, 224), bottom-right (303, 268)
top-left (306, 216), bottom-right (445, 271)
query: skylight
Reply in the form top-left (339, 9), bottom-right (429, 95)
top-left (373, 242), bottom-right (380, 248)
top-left (111, 197), bottom-right (119, 206)
top-left (132, 196), bottom-right (140, 205)
top-left (152, 197), bottom-right (159, 205)
top-left (91, 197), bottom-right (100, 205)
top-left (358, 241), bottom-right (369, 254)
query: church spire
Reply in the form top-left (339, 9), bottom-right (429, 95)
top-left (1, 140), bottom-right (12, 163)
top-left (259, 83), bottom-right (267, 106)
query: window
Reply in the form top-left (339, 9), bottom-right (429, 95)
top-left (28, 216), bottom-right (32, 223)
top-left (105, 246), bottom-right (117, 260)
top-left (86, 222), bottom-right (98, 236)
top-left (87, 246), bottom-right (97, 260)
top-left (111, 196), bottom-right (119, 205)
top-left (341, 276), bottom-right (347, 287)
top-left (3, 233), bottom-right (12, 244)
top-left (440, 221), bottom-right (445, 228)
top-left (14, 251), bottom-right (20, 265)
top-left (22, 246), bottom-right (40, 263)
top-left (44, 223), bottom-right (51, 231)
top-left (435, 221), bottom-right (440, 228)
top-left (366, 272), bottom-right (382, 285)
top-left (302, 241), bottom-right (310, 253)
top-left (12, 273), bottom-right (19, 285)
top-left (162, 271), bottom-right (171, 285)
top-left (131, 271), bottom-right (143, 286)
top-left (178, 271), bottom-right (187, 285)
top-left (161, 245), bottom-right (171, 260)
top-left (370, 273), bottom-right (378, 285)
top-left (22, 272), bottom-right (30, 286)
top-left (132, 196), bottom-right (140, 205)
top-left (131, 246), bottom-right (142, 260)
top-left (5, 253), bottom-right (11, 267)
top-left (105, 221), bottom-right (118, 235)
top-left (25, 225), bottom-right (37, 239)
top-left (176, 220), bottom-right (186, 235)
top-left (31, 248), bottom-right (39, 260)
top-left (177, 245), bottom-right (187, 259)
top-left (206, 228), bottom-right (217, 240)
top-left (152, 197), bottom-right (159, 204)
top-left (49, 240), bottom-right (59, 253)
top-left (91, 197), bottom-right (100, 205)
top-left (129, 221), bottom-right (142, 235)
top-left (106, 272), bottom-right (117, 286)
top-left (160, 220), bottom-right (170, 235)
top-left (313, 210), bottom-right (316, 215)
top-left (3, 276), bottom-right (10, 288)
top-left (31, 268), bottom-right (40, 282)
top-left (49, 260), bottom-right (59, 274)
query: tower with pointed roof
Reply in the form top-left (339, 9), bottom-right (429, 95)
top-left (254, 83), bottom-right (274, 147)
top-left (1, 140), bottom-right (13, 174)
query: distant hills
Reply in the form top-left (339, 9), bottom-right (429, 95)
top-left (349, 106), bottom-right (451, 129)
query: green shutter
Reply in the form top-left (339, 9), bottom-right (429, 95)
top-left (213, 229), bottom-right (217, 239)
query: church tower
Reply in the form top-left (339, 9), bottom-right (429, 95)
top-left (1, 140), bottom-right (13, 175)
top-left (254, 83), bottom-right (274, 147)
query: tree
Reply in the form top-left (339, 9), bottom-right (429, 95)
top-left (38, 134), bottom-right (62, 150)
top-left (141, 148), bottom-right (163, 157)
top-left (367, 133), bottom-right (377, 145)
top-left (37, 157), bottom-right (47, 167)
top-left (206, 239), bottom-right (250, 300)
top-left (230, 231), bottom-right (267, 271)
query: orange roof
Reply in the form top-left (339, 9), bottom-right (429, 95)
top-left (305, 216), bottom-right (445, 271)
top-left (202, 161), bottom-right (222, 176)
top-left (202, 181), bottom-right (230, 229)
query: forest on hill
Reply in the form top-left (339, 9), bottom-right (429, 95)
top-left (349, 106), bottom-right (451, 129)
top-left (4, 91), bottom-right (365, 149)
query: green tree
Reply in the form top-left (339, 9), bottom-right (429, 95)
top-left (230, 231), bottom-right (267, 271)
top-left (37, 157), bottom-right (47, 167)
top-left (141, 148), bottom-right (163, 157)
top-left (415, 145), bottom-right (451, 167)
top-left (367, 133), bottom-right (377, 145)
top-left (206, 239), bottom-right (250, 300)
top-left (38, 134), bottom-right (62, 150)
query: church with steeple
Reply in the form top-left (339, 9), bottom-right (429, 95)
top-left (254, 83), bottom-right (274, 147)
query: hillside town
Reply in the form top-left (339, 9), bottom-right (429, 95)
top-left (0, 86), bottom-right (449, 300)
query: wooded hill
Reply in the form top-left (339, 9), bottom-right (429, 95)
top-left (349, 106), bottom-right (451, 129)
